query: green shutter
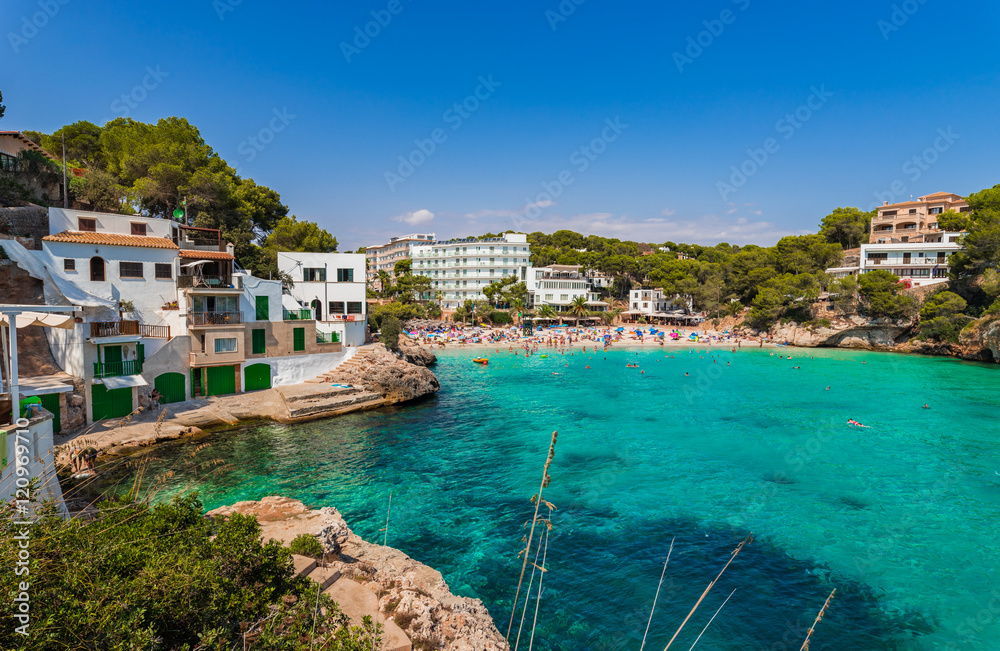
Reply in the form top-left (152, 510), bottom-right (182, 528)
top-left (38, 393), bottom-right (61, 433)
top-left (255, 296), bottom-right (269, 321)
top-left (136, 342), bottom-right (145, 365)
top-left (252, 328), bottom-right (266, 354)
top-left (293, 328), bottom-right (305, 351)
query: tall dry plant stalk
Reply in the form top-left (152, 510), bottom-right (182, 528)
top-left (662, 534), bottom-right (753, 651)
top-left (526, 525), bottom-right (551, 651)
top-left (514, 519), bottom-right (549, 650)
top-left (640, 538), bottom-right (676, 651)
top-left (506, 430), bottom-right (558, 642)
top-left (799, 588), bottom-right (836, 651)
top-left (687, 588), bottom-right (737, 651)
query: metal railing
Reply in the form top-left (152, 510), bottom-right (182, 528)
top-left (188, 312), bottom-right (243, 326)
top-left (283, 309), bottom-right (313, 321)
top-left (177, 275), bottom-right (236, 289)
top-left (90, 321), bottom-right (170, 339)
top-left (93, 360), bottom-right (143, 378)
top-left (316, 331), bottom-right (340, 344)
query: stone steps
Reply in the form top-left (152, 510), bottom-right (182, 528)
top-left (292, 554), bottom-right (411, 651)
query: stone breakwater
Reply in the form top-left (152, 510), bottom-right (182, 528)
top-left (207, 496), bottom-right (510, 651)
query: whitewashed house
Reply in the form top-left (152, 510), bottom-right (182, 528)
top-left (277, 252), bottom-right (368, 347)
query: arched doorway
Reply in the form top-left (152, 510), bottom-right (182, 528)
top-left (311, 299), bottom-right (322, 321)
top-left (90, 256), bottom-right (105, 281)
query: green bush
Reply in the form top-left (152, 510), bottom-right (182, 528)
top-left (858, 270), bottom-right (918, 320)
top-left (369, 301), bottom-right (425, 330)
top-left (919, 290), bottom-right (972, 342)
top-left (289, 533), bottom-right (325, 558)
top-left (381, 314), bottom-right (402, 350)
top-left (489, 311), bottom-right (512, 325)
top-left (0, 494), bottom-right (377, 650)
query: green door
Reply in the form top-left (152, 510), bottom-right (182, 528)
top-left (244, 363), bottom-right (272, 392)
top-left (38, 393), bottom-right (61, 433)
top-left (154, 372), bottom-right (186, 404)
top-left (205, 365), bottom-right (236, 397)
top-left (252, 328), bottom-right (266, 354)
top-left (255, 296), bottom-right (269, 321)
top-left (104, 344), bottom-right (122, 365)
top-left (92, 384), bottom-right (133, 421)
top-left (293, 327), bottom-right (305, 351)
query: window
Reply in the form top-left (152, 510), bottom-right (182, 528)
top-left (251, 329), bottom-right (266, 354)
top-left (929, 207), bottom-right (943, 215)
top-left (881, 210), bottom-right (897, 217)
top-left (214, 337), bottom-right (238, 353)
top-left (329, 301), bottom-right (345, 314)
top-left (293, 327), bottom-right (305, 351)
top-left (63, 258), bottom-right (75, 271)
top-left (303, 267), bottom-right (326, 282)
top-left (347, 301), bottom-right (363, 314)
top-left (154, 263), bottom-right (172, 279)
top-left (130, 223), bottom-right (147, 236)
top-left (255, 296), bottom-right (269, 321)
top-left (0, 152), bottom-right (17, 172)
top-left (78, 218), bottom-right (96, 232)
top-left (336, 268), bottom-right (354, 282)
top-left (119, 262), bottom-right (143, 278)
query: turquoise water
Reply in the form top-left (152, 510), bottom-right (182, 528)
top-left (126, 347), bottom-right (1000, 650)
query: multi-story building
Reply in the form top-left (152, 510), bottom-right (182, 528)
top-left (278, 252), bottom-right (368, 347)
top-left (527, 265), bottom-right (606, 312)
top-left (411, 233), bottom-right (531, 310)
top-left (826, 234), bottom-right (962, 287)
top-left (0, 208), bottom-right (347, 425)
top-left (364, 233), bottom-right (436, 289)
top-left (870, 192), bottom-right (970, 244)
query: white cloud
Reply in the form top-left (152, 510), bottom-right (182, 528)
top-left (661, 208), bottom-right (676, 217)
top-left (392, 209), bottom-right (434, 226)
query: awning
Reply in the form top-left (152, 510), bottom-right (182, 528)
top-left (181, 261), bottom-right (208, 269)
top-left (0, 311), bottom-right (75, 329)
top-left (97, 375), bottom-right (148, 390)
top-left (18, 377), bottom-right (74, 396)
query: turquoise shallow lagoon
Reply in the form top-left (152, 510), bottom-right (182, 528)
top-left (127, 347), bottom-right (1000, 650)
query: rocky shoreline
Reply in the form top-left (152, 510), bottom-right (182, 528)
top-left (57, 343), bottom-right (440, 459)
top-left (207, 496), bottom-right (510, 651)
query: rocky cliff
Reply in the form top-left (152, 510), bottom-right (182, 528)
top-left (208, 496), bottom-right (510, 651)
top-left (399, 338), bottom-right (437, 367)
top-left (957, 316), bottom-right (1000, 362)
top-left (326, 344), bottom-right (440, 403)
top-left (769, 315), bottom-right (914, 349)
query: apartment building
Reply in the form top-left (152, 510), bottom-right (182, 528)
top-left (827, 235), bottom-right (962, 287)
top-left (277, 252), bottom-right (368, 346)
top-left (364, 233), bottom-right (436, 288)
top-left (411, 233), bottom-right (531, 310)
top-left (527, 265), bottom-right (606, 312)
top-left (0, 208), bottom-right (347, 425)
top-left (870, 192), bottom-right (970, 244)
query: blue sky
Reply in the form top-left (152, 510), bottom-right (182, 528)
top-left (3, 0), bottom-right (998, 251)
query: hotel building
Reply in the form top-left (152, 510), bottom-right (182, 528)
top-left (364, 233), bottom-right (436, 289)
top-left (527, 265), bottom-right (606, 312)
top-left (870, 192), bottom-right (969, 244)
top-left (411, 233), bottom-right (531, 310)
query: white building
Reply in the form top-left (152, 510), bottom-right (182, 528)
top-left (277, 252), bottom-right (368, 347)
top-left (527, 265), bottom-right (606, 312)
top-left (0, 208), bottom-right (350, 425)
top-left (411, 233), bottom-right (531, 309)
top-left (827, 235), bottom-right (962, 287)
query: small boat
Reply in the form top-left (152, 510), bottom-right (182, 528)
top-left (473, 358), bottom-right (489, 365)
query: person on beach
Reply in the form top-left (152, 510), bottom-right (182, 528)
top-left (70, 447), bottom-right (83, 473)
top-left (82, 446), bottom-right (98, 471)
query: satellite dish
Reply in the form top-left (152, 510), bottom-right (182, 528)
top-left (173, 208), bottom-right (184, 220)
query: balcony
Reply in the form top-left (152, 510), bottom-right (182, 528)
top-left (283, 308), bottom-right (313, 321)
top-left (178, 274), bottom-right (238, 289)
top-left (93, 360), bottom-right (143, 378)
top-left (90, 321), bottom-right (171, 339)
top-left (188, 312), bottom-right (243, 326)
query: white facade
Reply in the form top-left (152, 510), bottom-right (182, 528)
top-left (827, 234), bottom-right (962, 287)
top-left (528, 265), bottom-right (606, 311)
top-left (48, 207), bottom-right (180, 242)
top-left (412, 233), bottom-right (531, 309)
top-left (628, 289), bottom-right (679, 316)
top-left (277, 252), bottom-right (368, 347)
top-left (364, 233), bottom-right (436, 287)
top-left (0, 410), bottom-right (68, 517)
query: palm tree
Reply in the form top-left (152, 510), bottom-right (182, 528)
top-left (509, 298), bottom-right (525, 324)
top-left (538, 304), bottom-right (556, 322)
top-left (569, 295), bottom-right (588, 321)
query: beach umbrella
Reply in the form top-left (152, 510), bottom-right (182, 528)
top-left (616, 327), bottom-right (625, 332)
top-left (670, 332), bottom-right (681, 339)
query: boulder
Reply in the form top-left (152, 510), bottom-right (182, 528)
top-left (328, 344), bottom-right (439, 403)
top-left (68, 393), bottom-right (84, 407)
top-left (399, 340), bottom-right (437, 367)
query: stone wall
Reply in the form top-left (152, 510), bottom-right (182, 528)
top-left (0, 205), bottom-right (49, 250)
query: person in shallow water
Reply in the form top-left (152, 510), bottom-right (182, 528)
top-left (848, 419), bottom-right (871, 428)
